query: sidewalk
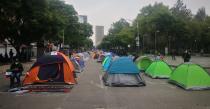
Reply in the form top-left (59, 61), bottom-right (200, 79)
top-left (164, 56), bottom-right (210, 70)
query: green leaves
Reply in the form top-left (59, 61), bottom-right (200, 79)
top-left (99, 19), bottom-right (133, 50)
top-left (99, 0), bottom-right (210, 53)
top-left (0, 0), bottom-right (93, 50)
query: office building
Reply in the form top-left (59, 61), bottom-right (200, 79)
top-left (95, 26), bottom-right (104, 46)
top-left (78, 15), bottom-right (87, 23)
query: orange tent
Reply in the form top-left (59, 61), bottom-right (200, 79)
top-left (23, 52), bottom-right (76, 85)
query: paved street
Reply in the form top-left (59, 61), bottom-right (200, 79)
top-left (0, 57), bottom-right (210, 109)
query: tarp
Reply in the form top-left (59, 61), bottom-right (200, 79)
top-left (145, 60), bottom-right (172, 78)
top-left (135, 56), bottom-right (152, 71)
top-left (169, 63), bottom-right (210, 90)
top-left (107, 57), bottom-right (139, 74)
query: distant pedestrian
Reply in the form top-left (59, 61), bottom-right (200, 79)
top-left (171, 49), bottom-right (176, 60)
top-left (182, 50), bottom-right (191, 62)
top-left (0, 53), bottom-right (3, 63)
top-left (133, 53), bottom-right (139, 62)
top-left (4, 52), bottom-right (9, 63)
top-left (10, 58), bottom-right (23, 88)
top-left (9, 49), bottom-right (14, 62)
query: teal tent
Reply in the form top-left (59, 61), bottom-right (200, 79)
top-left (103, 57), bottom-right (145, 86)
top-left (102, 56), bottom-right (112, 71)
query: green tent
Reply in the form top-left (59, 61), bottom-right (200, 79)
top-left (145, 60), bottom-right (172, 78)
top-left (135, 56), bottom-right (152, 71)
top-left (169, 63), bottom-right (210, 90)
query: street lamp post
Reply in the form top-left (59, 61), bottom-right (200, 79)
top-left (136, 22), bottom-right (140, 53)
top-left (155, 30), bottom-right (160, 53)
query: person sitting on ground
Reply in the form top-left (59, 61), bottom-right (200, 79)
top-left (10, 58), bottom-right (23, 88)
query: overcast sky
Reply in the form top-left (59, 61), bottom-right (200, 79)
top-left (65, 0), bottom-right (210, 41)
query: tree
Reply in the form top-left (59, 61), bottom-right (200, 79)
top-left (99, 18), bottom-right (133, 53)
top-left (134, 3), bottom-right (176, 53)
top-left (0, 0), bottom-right (92, 55)
top-left (171, 0), bottom-right (192, 20)
top-left (0, 0), bottom-right (50, 55)
top-left (195, 7), bottom-right (207, 22)
top-left (108, 18), bottom-right (130, 36)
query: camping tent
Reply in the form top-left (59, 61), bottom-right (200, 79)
top-left (135, 56), bottom-right (152, 71)
top-left (145, 60), bottom-right (172, 78)
top-left (102, 56), bottom-right (112, 71)
top-left (169, 63), bottom-right (210, 90)
top-left (23, 52), bottom-right (76, 85)
top-left (92, 53), bottom-right (98, 59)
top-left (71, 58), bottom-right (83, 73)
top-left (103, 57), bottom-right (145, 86)
top-left (97, 54), bottom-right (105, 63)
top-left (83, 52), bottom-right (90, 61)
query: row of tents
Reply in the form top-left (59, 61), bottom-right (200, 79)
top-left (98, 53), bottom-right (210, 90)
top-left (22, 51), bottom-right (90, 86)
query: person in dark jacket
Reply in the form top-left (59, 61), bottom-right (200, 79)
top-left (10, 58), bottom-right (23, 88)
top-left (9, 49), bottom-right (14, 62)
top-left (182, 50), bottom-right (191, 62)
top-left (171, 49), bottom-right (176, 60)
top-left (133, 53), bottom-right (139, 62)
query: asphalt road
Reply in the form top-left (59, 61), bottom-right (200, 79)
top-left (0, 59), bottom-right (210, 109)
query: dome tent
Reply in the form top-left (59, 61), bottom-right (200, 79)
top-left (145, 60), bottom-right (172, 78)
top-left (135, 56), bottom-right (152, 71)
top-left (23, 52), bottom-right (76, 85)
top-left (102, 56), bottom-right (112, 71)
top-left (169, 63), bottom-right (210, 90)
top-left (103, 57), bottom-right (145, 87)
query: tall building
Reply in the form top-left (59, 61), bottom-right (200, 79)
top-left (78, 15), bottom-right (87, 23)
top-left (95, 26), bottom-right (104, 46)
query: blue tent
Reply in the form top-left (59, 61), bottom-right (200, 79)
top-left (102, 56), bottom-right (112, 71)
top-left (107, 57), bottom-right (139, 74)
top-left (70, 58), bottom-right (83, 73)
top-left (103, 57), bottom-right (145, 86)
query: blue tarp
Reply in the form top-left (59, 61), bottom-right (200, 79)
top-left (103, 56), bottom-right (112, 71)
top-left (107, 57), bottom-right (139, 74)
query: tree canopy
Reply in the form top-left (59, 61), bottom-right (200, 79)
top-left (0, 0), bottom-right (93, 54)
top-left (99, 0), bottom-right (210, 54)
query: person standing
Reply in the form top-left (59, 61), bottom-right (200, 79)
top-left (182, 50), bottom-right (191, 62)
top-left (10, 58), bottom-right (23, 88)
top-left (9, 49), bottom-right (14, 62)
top-left (171, 49), bottom-right (176, 60)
